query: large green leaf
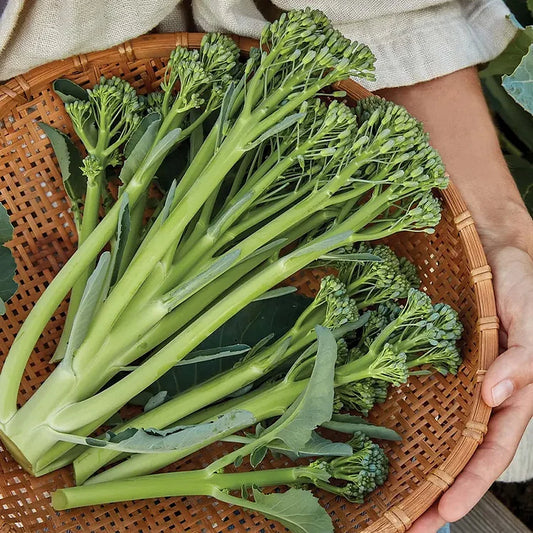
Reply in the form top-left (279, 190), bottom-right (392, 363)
top-left (201, 292), bottom-right (310, 348)
top-left (52, 79), bottom-right (89, 104)
top-left (229, 427), bottom-right (353, 461)
top-left (155, 141), bottom-right (190, 192)
top-left (119, 118), bottom-right (161, 184)
top-left (502, 44), bottom-right (533, 114)
top-left (39, 122), bottom-right (86, 202)
top-left (234, 488), bottom-right (334, 533)
top-left (483, 76), bottom-right (533, 152)
top-left (57, 409), bottom-right (255, 454)
top-left (0, 203), bottom-right (17, 314)
top-left (259, 326), bottom-right (338, 452)
top-left (63, 252), bottom-right (111, 364)
top-left (124, 112), bottom-right (161, 159)
top-left (109, 195), bottom-right (131, 285)
top-left (133, 293), bottom-right (310, 403)
top-left (481, 24), bottom-right (533, 77)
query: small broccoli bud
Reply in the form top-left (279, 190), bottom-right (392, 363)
top-left (323, 293), bottom-right (358, 329)
top-left (324, 243), bottom-right (418, 309)
top-left (408, 341), bottom-right (463, 375)
top-left (65, 100), bottom-right (96, 150)
top-left (260, 9), bottom-right (375, 88)
top-left (67, 76), bottom-right (143, 160)
top-left (359, 304), bottom-right (400, 348)
top-left (81, 155), bottom-right (104, 182)
top-left (368, 344), bottom-right (408, 386)
top-left (398, 193), bottom-right (443, 234)
top-left (309, 433), bottom-right (389, 503)
top-left (199, 33), bottom-right (240, 80)
top-left (336, 338), bottom-right (349, 365)
top-left (145, 92), bottom-right (168, 115)
top-left (398, 256), bottom-right (420, 288)
top-left (162, 47), bottom-right (211, 114)
top-left (334, 378), bottom-right (377, 415)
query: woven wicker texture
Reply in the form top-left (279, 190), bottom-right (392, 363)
top-left (0, 34), bottom-right (498, 532)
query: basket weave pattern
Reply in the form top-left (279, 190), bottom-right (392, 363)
top-left (0, 34), bottom-right (498, 532)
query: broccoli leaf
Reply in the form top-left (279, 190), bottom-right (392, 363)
top-left (39, 122), bottom-right (86, 203)
top-left (57, 409), bottom-right (256, 454)
top-left (481, 24), bottom-right (533, 77)
top-left (0, 203), bottom-right (17, 314)
top-left (63, 252), bottom-right (111, 364)
top-left (236, 488), bottom-right (333, 533)
top-left (124, 112), bottom-right (161, 158)
top-left (109, 195), bottom-right (131, 285)
top-left (133, 292), bottom-right (310, 402)
top-left (260, 326), bottom-right (337, 452)
top-left (52, 79), bottom-right (89, 104)
top-left (502, 44), bottom-right (533, 114)
top-left (322, 414), bottom-right (402, 441)
top-left (261, 430), bottom-right (352, 460)
top-left (119, 118), bottom-right (161, 184)
top-left (482, 76), bottom-right (533, 152)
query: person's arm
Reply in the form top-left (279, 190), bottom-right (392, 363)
top-left (378, 66), bottom-right (533, 532)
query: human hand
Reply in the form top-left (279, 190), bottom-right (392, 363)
top-left (378, 67), bottom-right (533, 532)
top-left (410, 244), bottom-right (533, 532)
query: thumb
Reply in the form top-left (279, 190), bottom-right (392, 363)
top-left (482, 344), bottom-right (533, 407)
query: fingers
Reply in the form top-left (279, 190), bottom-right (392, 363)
top-left (408, 503), bottom-right (446, 533)
top-left (438, 386), bottom-right (533, 522)
top-left (482, 345), bottom-right (533, 406)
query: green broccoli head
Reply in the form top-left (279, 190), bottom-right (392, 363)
top-left (260, 8), bottom-right (375, 83)
top-left (334, 378), bottom-right (379, 415)
top-left (324, 243), bottom-right (420, 309)
top-left (315, 275), bottom-right (359, 329)
top-left (66, 76), bottom-right (143, 158)
top-left (309, 432), bottom-right (389, 503)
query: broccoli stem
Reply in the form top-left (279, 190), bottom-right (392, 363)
top-left (116, 190), bottom-right (148, 280)
top-left (53, 167), bottom-right (106, 362)
top-left (53, 467), bottom-right (310, 510)
top-left (78, 378), bottom-right (303, 484)
top-left (0, 129), bottom-right (182, 423)
top-left (53, 244), bottom-right (335, 430)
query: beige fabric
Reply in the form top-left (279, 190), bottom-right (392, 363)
top-left (0, 0), bottom-right (517, 88)
top-left (0, 0), bottom-right (180, 80)
top-left (0, 0), bottom-right (530, 483)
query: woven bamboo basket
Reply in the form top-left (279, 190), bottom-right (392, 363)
top-left (0, 33), bottom-right (499, 533)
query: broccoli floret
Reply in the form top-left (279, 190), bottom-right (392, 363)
top-left (65, 76), bottom-right (143, 161)
top-left (323, 243), bottom-right (420, 309)
top-left (310, 432), bottom-right (389, 503)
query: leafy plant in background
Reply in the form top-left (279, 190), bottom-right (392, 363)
top-left (481, 0), bottom-right (533, 213)
top-left (0, 203), bottom-right (17, 315)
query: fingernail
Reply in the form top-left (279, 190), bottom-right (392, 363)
top-left (491, 379), bottom-right (514, 406)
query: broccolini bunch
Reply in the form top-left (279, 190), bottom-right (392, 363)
top-left (0, 8), bottom-right (464, 532)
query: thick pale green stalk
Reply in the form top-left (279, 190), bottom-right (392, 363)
top-left (97, 245), bottom-right (282, 371)
top-left (53, 169), bottom-right (106, 362)
top-left (167, 135), bottom-right (333, 284)
top-left (0, 129), bottom-right (183, 423)
top-left (56, 189), bottom-right (397, 433)
top-left (79, 379), bottom-right (303, 484)
top-left (91, 338), bottom-right (382, 485)
top-left (53, 466), bottom-right (308, 510)
top-left (117, 191), bottom-right (148, 280)
top-left (74, 332), bottom-right (313, 483)
top-left (50, 231), bottom-right (351, 433)
top-left (69, 128), bottom-right (248, 375)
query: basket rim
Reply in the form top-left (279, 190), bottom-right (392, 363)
top-left (0, 32), bottom-right (499, 533)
